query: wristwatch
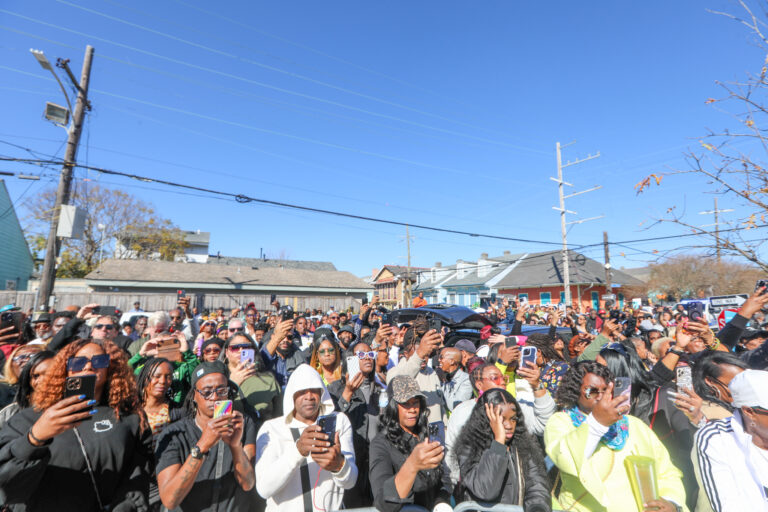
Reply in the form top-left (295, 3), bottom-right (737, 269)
top-left (190, 445), bottom-right (207, 460)
top-left (666, 347), bottom-right (686, 357)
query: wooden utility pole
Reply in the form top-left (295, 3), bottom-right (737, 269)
top-left (699, 198), bottom-right (733, 264)
top-left (38, 46), bottom-right (94, 311)
top-left (603, 231), bottom-right (612, 306)
top-left (405, 224), bottom-right (412, 306)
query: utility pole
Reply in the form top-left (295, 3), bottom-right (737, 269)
top-left (405, 225), bottom-right (412, 306)
top-left (552, 141), bottom-right (602, 306)
top-left (699, 198), bottom-right (733, 264)
top-left (603, 231), bottom-right (612, 306)
top-left (37, 46), bottom-right (94, 311)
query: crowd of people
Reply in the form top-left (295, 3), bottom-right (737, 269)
top-left (0, 288), bottom-right (767, 511)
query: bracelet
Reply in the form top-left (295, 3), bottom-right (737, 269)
top-left (707, 338), bottom-right (720, 351)
top-left (27, 427), bottom-right (51, 446)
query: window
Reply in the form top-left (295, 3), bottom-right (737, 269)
top-left (591, 291), bottom-right (599, 310)
top-left (518, 293), bottom-right (528, 303)
top-left (559, 291), bottom-right (565, 304)
top-left (618, 293), bottom-right (625, 309)
top-left (448, 293), bottom-right (456, 304)
top-left (541, 292), bottom-right (551, 305)
top-left (470, 293), bottom-right (477, 305)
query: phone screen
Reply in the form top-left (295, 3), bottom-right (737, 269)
top-left (317, 414), bottom-right (337, 446)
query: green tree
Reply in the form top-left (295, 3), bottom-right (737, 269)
top-left (25, 184), bottom-right (186, 278)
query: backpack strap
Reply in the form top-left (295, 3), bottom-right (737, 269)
top-left (290, 428), bottom-right (313, 512)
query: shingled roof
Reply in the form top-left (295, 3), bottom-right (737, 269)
top-left (206, 255), bottom-right (336, 271)
top-left (86, 259), bottom-right (371, 291)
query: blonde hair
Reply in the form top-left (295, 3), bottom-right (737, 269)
top-left (2, 345), bottom-right (43, 385)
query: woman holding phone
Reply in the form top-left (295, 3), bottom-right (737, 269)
top-left (0, 338), bottom-right (153, 511)
top-left (544, 361), bottom-right (685, 512)
top-left (223, 333), bottom-right (281, 421)
top-left (309, 336), bottom-right (343, 385)
top-left (368, 375), bottom-right (452, 512)
top-left (455, 388), bottom-right (550, 511)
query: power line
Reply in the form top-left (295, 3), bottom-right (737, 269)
top-left (0, 10), bottom-right (548, 156)
top-left (0, 156), bottom-right (567, 247)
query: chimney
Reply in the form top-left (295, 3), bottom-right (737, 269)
top-left (435, 262), bottom-right (442, 268)
top-left (503, 250), bottom-right (511, 256)
top-left (480, 253), bottom-right (488, 259)
top-left (372, 268), bottom-right (379, 279)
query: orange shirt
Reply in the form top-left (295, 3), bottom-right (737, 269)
top-left (413, 297), bottom-right (427, 308)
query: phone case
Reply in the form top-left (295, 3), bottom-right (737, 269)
top-left (428, 421), bottom-right (445, 445)
top-left (214, 400), bottom-right (233, 418)
top-left (240, 349), bottom-right (255, 365)
top-left (318, 415), bottom-right (337, 446)
top-left (520, 347), bottom-right (537, 367)
top-left (64, 375), bottom-right (97, 400)
top-left (346, 356), bottom-right (361, 380)
top-left (676, 367), bottom-right (692, 391)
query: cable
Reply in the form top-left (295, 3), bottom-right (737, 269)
top-left (0, 156), bottom-right (566, 247)
top-left (0, 10), bottom-right (548, 156)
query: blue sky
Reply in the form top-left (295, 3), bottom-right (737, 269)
top-left (0, 0), bottom-right (764, 278)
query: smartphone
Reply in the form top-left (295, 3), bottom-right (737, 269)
top-left (0, 311), bottom-right (21, 332)
top-left (614, 377), bottom-right (632, 407)
top-left (280, 305), bottom-right (294, 322)
top-left (213, 400), bottom-right (233, 418)
top-left (520, 346), bottom-right (537, 368)
top-left (93, 305), bottom-right (117, 317)
top-left (270, 293), bottom-right (276, 304)
top-left (504, 336), bottom-right (518, 348)
top-left (676, 366), bottom-right (693, 392)
top-left (381, 313), bottom-right (392, 325)
top-left (156, 336), bottom-right (182, 362)
top-left (177, 289), bottom-right (186, 299)
top-left (240, 348), bottom-right (255, 365)
top-left (317, 414), bottom-right (337, 447)
top-left (428, 421), bottom-right (445, 445)
top-left (427, 314), bottom-right (441, 333)
top-left (684, 302), bottom-right (705, 322)
top-left (64, 375), bottom-right (96, 400)
top-left (346, 355), bottom-right (361, 381)
top-left (756, 279), bottom-right (768, 295)
top-left (362, 296), bottom-right (368, 305)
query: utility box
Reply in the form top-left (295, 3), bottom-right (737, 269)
top-left (56, 204), bottom-right (86, 239)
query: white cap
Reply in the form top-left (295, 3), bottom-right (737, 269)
top-left (730, 369), bottom-right (768, 409)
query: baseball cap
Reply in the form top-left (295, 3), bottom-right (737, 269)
top-left (454, 339), bottom-right (477, 354)
top-left (388, 375), bottom-right (425, 404)
top-left (190, 361), bottom-right (228, 389)
top-left (730, 369), bottom-right (768, 409)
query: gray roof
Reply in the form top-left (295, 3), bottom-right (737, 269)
top-left (183, 231), bottom-right (210, 245)
top-left (376, 265), bottom-right (428, 283)
top-left (494, 250), bottom-right (645, 288)
top-left (435, 253), bottom-right (525, 288)
top-left (206, 255), bottom-right (336, 271)
top-left (86, 259), bottom-right (370, 290)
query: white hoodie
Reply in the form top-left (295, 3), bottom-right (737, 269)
top-left (255, 364), bottom-right (357, 511)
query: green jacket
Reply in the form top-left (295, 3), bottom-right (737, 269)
top-left (578, 333), bottom-right (612, 362)
top-left (238, 372), bottom-right (281, 422)
top-left (128, 350), bottom-right (199, 404)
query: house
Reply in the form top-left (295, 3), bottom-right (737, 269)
top-left (415, 250), bottom-right (644, 310)
top-left (114, 229), bottom-right (211, 263)
top-left (207, 254), bottom-right (336, 271)
top-left (84, 258), bottom-right (372, 310)
top-left (0, 181), bottom-right (34, 290)
top-left (371, 265), bottom-right (428, 307)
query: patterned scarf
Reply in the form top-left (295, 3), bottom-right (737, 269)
top-left (567, 406), bottom-right (629, 451)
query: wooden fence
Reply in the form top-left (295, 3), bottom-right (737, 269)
top-left (0, 291), bottom-right (363, 314)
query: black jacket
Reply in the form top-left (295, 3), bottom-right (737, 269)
top-left (716, 314), bottom-right (768, 369)
top-left (368, 433), bottom-right (452, 512)
top-left (0, 406), bottom-right (152, 511)
top-left (457, 440), bottom-right (550, 512)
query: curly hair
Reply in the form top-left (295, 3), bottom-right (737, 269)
top-left (455, 388), bottom-right (546, 495)
top-left (525, 332), bottom-right (564, 363)
top-left (554, 360), bottom-right (614, 410)
top-left (377, 394), bottom-right (442, 487)
top-left (33, 339), bottom-right (141, 423)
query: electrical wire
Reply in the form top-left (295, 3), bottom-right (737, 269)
top-left (0, 155), bottom-right (566, 247)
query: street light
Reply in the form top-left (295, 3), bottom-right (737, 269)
top-left (29, 48), bottom-right (73, 128)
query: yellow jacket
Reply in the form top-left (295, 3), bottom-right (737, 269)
top-left (544, 412), bottom-right (688, 512)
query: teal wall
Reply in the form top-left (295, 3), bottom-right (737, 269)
top-left (0, 181), bottom-right (33, 290)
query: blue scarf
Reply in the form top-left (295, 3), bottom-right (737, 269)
top-left (567, 406), bottom-right (629, 451)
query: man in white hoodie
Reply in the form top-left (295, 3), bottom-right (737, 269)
top-left (255, 364), bottom-right (357, 511)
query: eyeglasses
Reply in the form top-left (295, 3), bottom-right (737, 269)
top-left (195, 386), bottom-right (229, 400)
top-left (356, 351), bottom-right (376, 360)
top-left (203, 347), bottom-right (221, 355)
top-left (92, 324), bottom-right (115, 331)
top-left (228, 344), bottom-right (251, 352)
top-left (12, 354), bottom-right (32, 364)
top-left (483, 373), bottom-right (508, 385)
top-left (246, 314), bottom-right (257, 317)
top-left (318, 348), bottom-right (335, 356)
top-left (583, 387), bottom-right (606, 399)
top-left (67, 354), bottom-right (110, 372)
top-left (169, 316), bottom-right (181, 320)
top-left (329, 316), bottom-right (339, 320)
top-left (228, 327), bottom-right (244, 333)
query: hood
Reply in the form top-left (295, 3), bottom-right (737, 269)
top-left (282, 364), bottom-right (335, 424)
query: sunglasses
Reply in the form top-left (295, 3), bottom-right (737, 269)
top-left (195, 386), bottom-right (229, 400)
top-left (228, 327), bottom-right (244, 333)
top-left (583, 387), bottom-right (606, 400)
top-left (228, 344), bottom-right (251, 351)
top-left (92, 324), bottom-right (115, 331)
top-left (169, 316), bottom-right (181, 320)
top-left (329, 316), bottom-right (339, 320)
top-left (67, 354), bottom-right (110, 372)
top-left (203, 347), bottom-right (221, 354)
top-left (484, 374), bottom-right (508, 385)
top-left (318, 348), bottom-right (336, 356)
top-left (12, 354), bottom-right (32, 364)
top-left (356, 351), bottom-right (376, 360)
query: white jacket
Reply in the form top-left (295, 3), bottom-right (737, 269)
top-left (694, 412), bottom-right (768, 512)
top-left (255, 364), bottom-right (357, 511)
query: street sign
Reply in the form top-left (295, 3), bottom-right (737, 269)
top-left (602, 294), bottom-right (616, 301)
top-left (717, 308), bottom-right (739, 329)
top-left (709, 294), bottom-right (748, 308)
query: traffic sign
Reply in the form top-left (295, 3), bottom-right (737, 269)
top-left (709, 294), bottom-right (748, 308)
top-left (717, 308), bottom-right (739, 329)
